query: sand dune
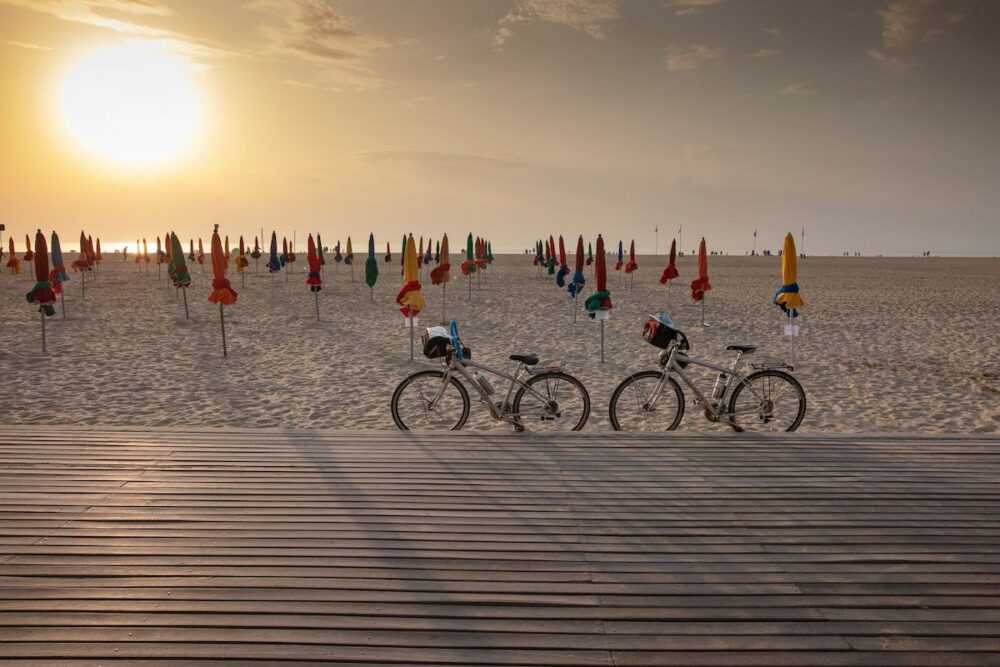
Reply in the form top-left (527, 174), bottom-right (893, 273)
top-left (0, 253), bottom-right (997, 433)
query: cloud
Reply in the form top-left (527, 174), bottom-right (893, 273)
top-left (762, 27), bottom-right (783, 38)
top-left (663, 44), bottom-right (723, 71)
top-left (876, 0), bottom-right (933, 50)
top-left (246, 0), bottom-right (388, 90)
top-left (779, 82), bottom-right (819, 96)
top-left (0, 0), bottom-right (231, 60)
top-left (494, 0), bottom-right (619, 47)
top-left (664, 0), bottom-right (726, 17)
top-left (867, 48), bottom-right (914, 72)
top-left (0, 38), bottom-right (52, 50)
top-left (748, 48), bottom-right (779, 59)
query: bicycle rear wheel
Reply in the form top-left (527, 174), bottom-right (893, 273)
top-left (391, 370), bottom-right (470, 431)
top-left (511, 371), bottom-right (590, 432)
top-left (726, 370), bottom-right (806, 432)
top-left (609, 370), bottom-right (685, 431)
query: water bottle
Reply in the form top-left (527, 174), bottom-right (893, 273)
top-left (475, 372), bottom-right (495, 396)
top-left (711, 373), bottom-right (727, 400)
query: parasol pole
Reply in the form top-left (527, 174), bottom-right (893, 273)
top-left (600, 319), bottom-right (605, 363)
top-left (182, 287), bottom-right (189, 319)
top-left (219, 304), bottom-right (228, 357)
top-left (351, 264), bottom-right (354, 283)
top-left (701, 293), bottom-right (706, 328)
top-left (241, 270), bottom-right (245, 289)
top-left (666, 281), bottom-right (671, 308)
top-left (467, 274), bottom-right (471, 301)
top-left (40, 312), bottom-right (46, 354)
top-left (81, 271), bottom-right (85, 299)
top-left (60, 291), bottom-right (66, 319)
top-left (573, 293), bottom-right (578, 323)
top-left (315, 291), bottom-right (321, 321)
top-left (409, 314), bottom-right (415, 360)
top-left (442, 284), bottom-right (447, 322)
top-left (370, 285), bottom-right (373, 301)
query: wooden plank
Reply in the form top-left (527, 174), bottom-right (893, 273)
top-left (0, 428), bottom-right (998, 666)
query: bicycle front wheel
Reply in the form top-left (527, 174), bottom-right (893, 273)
top-left (391, 370), bottom-right (470, 431)
top-left (609, 370), bottom-right (685, 431)
top-left (511, 371), bottom-right (590, 432)
top-left (726, 369), bottom-right (806, 432)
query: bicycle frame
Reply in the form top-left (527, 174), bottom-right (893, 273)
top-left (432, 355), bottom-right (561, 423)
top-left (655, 346), bottom-right (769, 422)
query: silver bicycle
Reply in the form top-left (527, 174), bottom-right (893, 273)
top-left (391, 321), bottom-right (591, 432)
top-left (609, 313), bottom-right (806, 432)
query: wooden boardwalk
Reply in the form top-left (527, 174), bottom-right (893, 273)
top-left (1, 427), bottom-right (999, 666)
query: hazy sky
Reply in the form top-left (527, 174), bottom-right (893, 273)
top-left (1, 0), bottom-right (997, 255)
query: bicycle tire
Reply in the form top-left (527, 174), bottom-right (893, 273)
top-left (511, 371), bottom-right (591, 432)
top-left (726, 369), bottom-right (806, 432)
top-left (609, 370), bottom-right (685, 431)
top-left (391, 370), bottom-right (471, 431)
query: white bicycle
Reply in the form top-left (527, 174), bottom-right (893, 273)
top-left (609, 313), bottom-right (806, 432)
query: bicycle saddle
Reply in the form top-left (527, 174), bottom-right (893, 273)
top-left (726, 344), bottom-right (757, 354)
top-left (509, 354), bottom-right (539, 366)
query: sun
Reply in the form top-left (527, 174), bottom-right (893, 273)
top-left (59, 42), bottom-right (203, 168)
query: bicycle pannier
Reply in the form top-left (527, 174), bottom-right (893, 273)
top-left (642, 318), bottom-right (679, 349)
top-left (422, 327), bottom-right (451, 359)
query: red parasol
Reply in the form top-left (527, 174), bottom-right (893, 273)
top-left (306, 234), bottom-right (322, 292)
top-left (691, 237), bottom-right (711, 301)
top-left (659, 238), bottom-right (679, 283)
top-left (624, 240), bottom-right (638, 273)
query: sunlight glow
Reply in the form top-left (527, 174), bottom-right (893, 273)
top-left (59, 42), bottom-right (202, 168)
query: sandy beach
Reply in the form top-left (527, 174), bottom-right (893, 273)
top-left (0, 253), bottom-right (997, 433)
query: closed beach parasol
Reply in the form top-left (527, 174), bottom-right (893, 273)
top-left (556, 235), bottom-right (570, 287)
top-left (94, 238), bottom-right (102, 276)
top-left (659, 238), bottom-right (680, 305)
top-left (144, 238), bottom-right (151, 266)
top-left (334, 240), bottom-right (342, 266)
top-left (251, 236), bottom-right (262, 274)
top-left (431, 233), bottom-right (451, 320)
top-left (285, 236), bottom-right (296, 270)
top-left (224, 235), bottom-right (231, 267)
top-left (207, 227), bottom-right (238, 356)
top-left (417, 236), bottom-right (424, 269)
top-left (23, 234), bottom-right (34, 262)
top-left (774, 232), bottom-right (805, 362)
top-left (586, 242), bottom-right (593, 267)
top-left (396, 232), bottom-right (426, 359)
top-left (26, 230), bottom-right (56, 351)
top-left (6, 238), bottom-right (20, 275)
top-left (315, 234), bottom-right (324, 270)
top-left (691, 237), bottom-right (711, 326)
top-left (364, 233), bottom-right (378, 299)
top-left (196, 238), bottom-right (205, 273)
top-left (345, 236), bottom-right (354, 282)
top-left (568, 235), bottom-right (586, 320)
top-left (434, 239), bottom-right (440, 263)
top-left (188, 239), bottom-right (196, 261)
top-left (169, 232), bottom-right (192, 318)
top-left (135, 238), bottom-right (142, 267)
top-left (615, 240), bottom-right (623, 272)
top-left (267, 232), bottom-right (281, 275)
top-left (385, 241), bottom-right (392, 263)
top-left (307, 233), bottom-right (323, 319)
top-left (625, 239), bottom-right (638, 273)
top-left (49, 231), bottom-right (69, 317)
top-left (585, 235), bottom-right (613, 361)
top-left (236, 236), bottom-right (249, 286)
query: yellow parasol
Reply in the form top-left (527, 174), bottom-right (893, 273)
top-left (774, 232), bottom-right (804, 314)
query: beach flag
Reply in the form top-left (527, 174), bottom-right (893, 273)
top-left (23, 234), bottom-right (34, 262)
top-left (6, 238), bottom-right (20, 275)
top-left (556, 235), bottom-right (570, 287)
top-left (267, 232), bottom-right (281, 273)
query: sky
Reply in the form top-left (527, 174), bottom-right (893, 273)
top-left (0, 0), bottom-right (997, 255)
